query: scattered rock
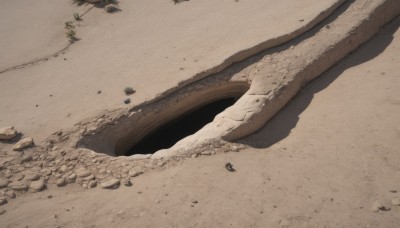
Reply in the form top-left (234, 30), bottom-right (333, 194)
top-left (15, 174), bottom-right (25, 181)
top-left (225, 162), bottom-right (236, 172)
top-left (0, 179), bottom-right (9, 189)
top-left (128, 170), bottom-right (143, 177)
top-left (101, 179), bottom-right (120, 189)
top-left (392, 198), bottom-right (400, 206)
top-left (97, 90), bottom-right (102, 94)
top-left (12, 137), bottom-right (34, 151)
top-left (68, 154), bottom-right (79, 161)
top-left (124, 98), bottom-right (131, 104)
top-left (0, 197), bottom-right (7, 206)
top-left (124, 87), bottom-right (135, 95)
top-left (77, 170), bottom-right (92, 178)
top-left (67, 173), bottom-right (77, 183)
top-left (5, 190), bottom-right (16, 199)
top-left (105, 4), bottom-right (119, 13)
top-left (88, 180), bottom-right (97, 188)
top-left (0, 126), bottom-right (17, 140)
top-left (123, 179), bottom-right (132, 187)
top-left (0, 209), bottom-right (5, 215)
top-left (56, 178), bottom-right (66, 187)
top-left (9, 181), bottom-right (28, 191)
top-left (157, 161), bottom-right (166, 167)
top-left (372, 200), bottom-right (391, 212)
top-left (30, 180), bottom-right (45, 192)
top-left (83, 174), bottom-right (95, 181)
top-left (201, 151), bottom-right (211, 156)
top-left (86, 0), bottom-right (102, 3)
top-left (192, 200), bottom-right (198, 204)
top-left (41, 168), bottom-right (52, 176)
top-left (25, 173), bottom-right (40, 181)
top-left (59, 165), bottom-right (68, 173)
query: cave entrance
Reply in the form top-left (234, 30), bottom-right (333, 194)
top-left (125, 97), bottom-right (237, 156)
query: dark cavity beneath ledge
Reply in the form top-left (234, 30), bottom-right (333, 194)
top-left (125, 97), bottom-right (237, 156)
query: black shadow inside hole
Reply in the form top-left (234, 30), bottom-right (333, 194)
top-left (125, 97), bottom-right (237, 155)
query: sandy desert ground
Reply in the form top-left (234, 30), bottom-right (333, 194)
top-left (0, 0), bottom-right (400, 227)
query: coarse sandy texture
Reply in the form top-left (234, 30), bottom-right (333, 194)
top-left (1, 16), bottom-right (400, 228)
top-left (0, 0), bottom-right (342, 142)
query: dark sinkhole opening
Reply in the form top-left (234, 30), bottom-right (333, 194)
top-left (125, 97), bottom-right (238, 156)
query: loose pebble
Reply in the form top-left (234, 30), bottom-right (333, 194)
top-left (20, 155), bottom-right (33, 164)
top-left (77, 170), bottom-right (92, 178)
top-left (9, 181), bottom-right (28, 191)
top-left (124, 87), bottom-right (135, 95)
top-left (56, 178), bottom-right (66, 187)
top-left (101, 179), bottom-right (120, 189)
top-left (30, 180), bottom-right (45, 192)
top-left (0, 179), bottom-right (9, 189)
top-left (0, 126), bottom-right (17, 140)
top-left (123, 179), bottom-right (132, 187)
top-left (12, 137), bottom-right (34, 151)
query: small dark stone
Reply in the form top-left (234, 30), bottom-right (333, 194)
top-left (225, 162), bottom-right (236, 172)
top-left (192, 200), bottom-right (198, 204)
top-left (105, 4), bottom-right (118, 13)
top-left (124, 98), bottom-right (131, 104)
top-left (97, 90), bottom-right (102, 94)
top-left (124, 87), bottom-right (135, 95)
top-left (390, 190), bottom-right (397, 193)
top-left (123, 179), bottom-right (132, 187)
top-left (379, 206), bottom-right (391, 211)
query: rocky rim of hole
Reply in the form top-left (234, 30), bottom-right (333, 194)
top-left (0, 0), bottom-right (398, 199)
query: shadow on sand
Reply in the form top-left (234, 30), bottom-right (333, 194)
top-left (238, 18), bottom-right (399, 149)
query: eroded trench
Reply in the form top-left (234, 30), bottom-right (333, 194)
top-left (79, 81), bottom-right (249, 157)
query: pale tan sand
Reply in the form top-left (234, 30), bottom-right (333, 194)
top-left (1, 15), bottom-right (399, 228)
top-left (0, 0), bottom-right (90, 69)
top-left (0, 0), bottom-right (342, 142)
